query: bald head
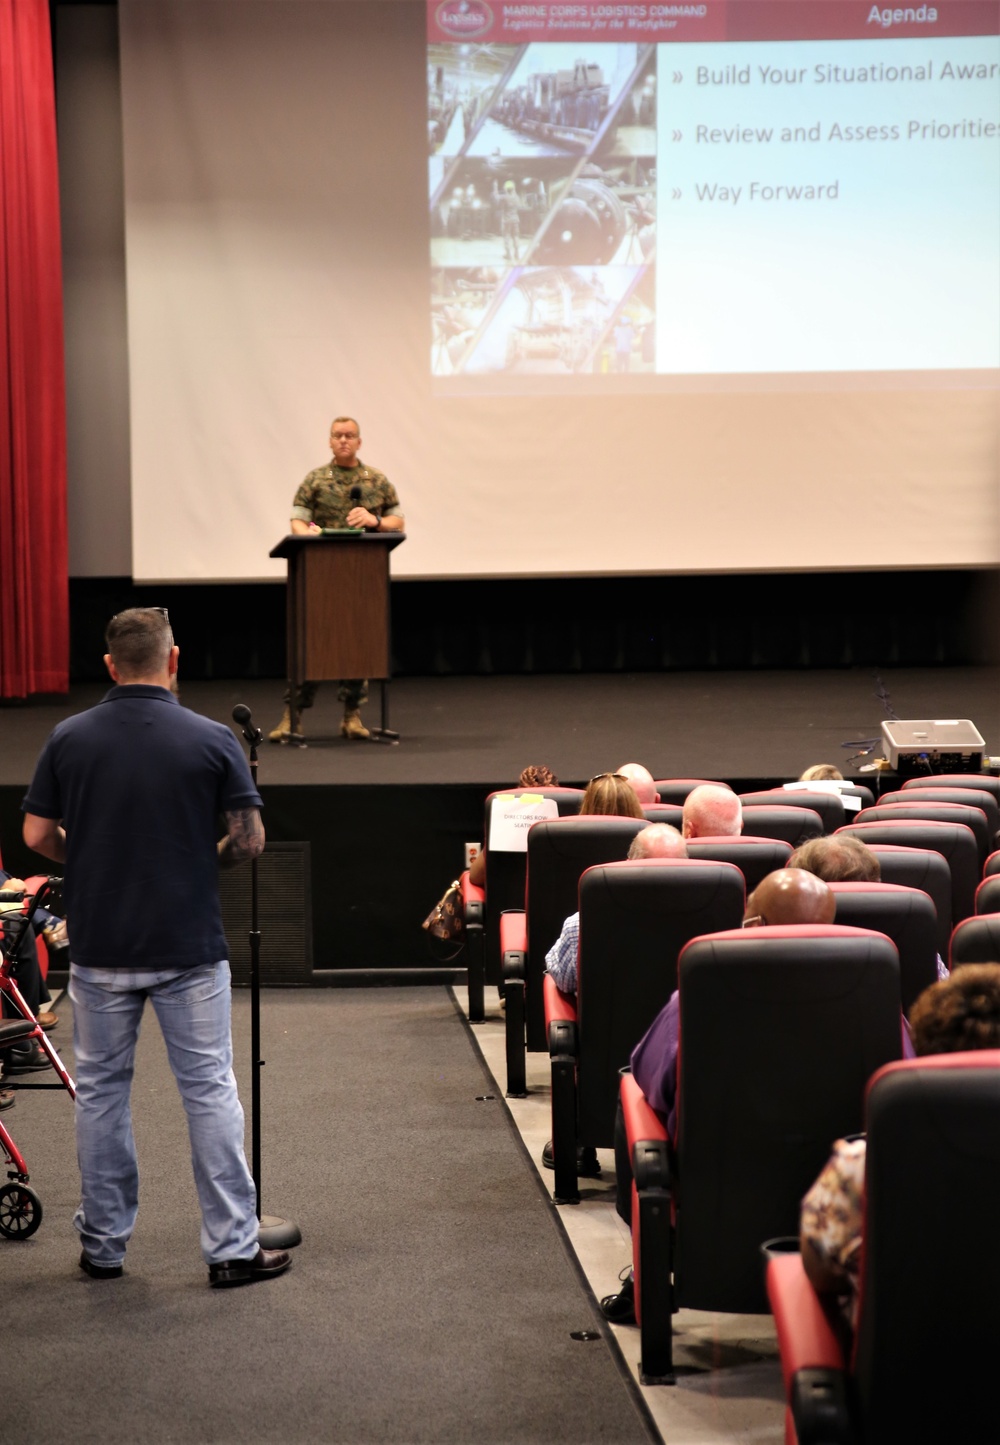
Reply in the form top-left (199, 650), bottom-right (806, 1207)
top-left (628, 823), bottom-right (687, 860)
top-left (617, 763), bottom-right (657, 805)
top-left (746, 868), bottom-right (836, 927)
top-left (682, 784), bottom-right (741, 839)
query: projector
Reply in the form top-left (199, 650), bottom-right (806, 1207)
top-left (881, 719), bottom-right (986, 774)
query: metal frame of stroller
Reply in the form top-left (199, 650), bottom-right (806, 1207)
top-left (0, 879), bottom-right (76, 1240)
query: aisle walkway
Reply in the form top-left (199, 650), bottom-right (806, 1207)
top-left (2, 988), bottom-right (655, 1445)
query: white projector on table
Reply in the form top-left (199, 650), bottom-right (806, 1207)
top-left (881, 719), bottom-right (986, 774)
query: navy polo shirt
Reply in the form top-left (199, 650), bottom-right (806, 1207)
top-left (22, 685), bottom-right (263, 970)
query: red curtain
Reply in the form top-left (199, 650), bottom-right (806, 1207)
top-left (0, 0), bottom-right (68, 698)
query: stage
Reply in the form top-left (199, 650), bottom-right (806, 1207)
top-left (2, 666), bottom-right (997, 971)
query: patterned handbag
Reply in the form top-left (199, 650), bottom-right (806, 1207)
top-left (422, 880), bottom-right (465, 959)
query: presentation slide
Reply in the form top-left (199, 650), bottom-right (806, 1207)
top-left (427, 2), bottom-right (1000, 383)
top-left (117, 0), bottom-right (1000, 584)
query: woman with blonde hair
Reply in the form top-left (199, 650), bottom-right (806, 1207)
top-left (580, 772), bottom-right (644, 818)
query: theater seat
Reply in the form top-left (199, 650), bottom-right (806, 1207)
top-left (466, 787), bottom-right (583, 1020)
top-left (862, 843), bottom-right (953, 959)
top-left (685, 835), bottom-right (792, 893)
top-left (985, 851), bottom-right (1000, 880)
top-left (768, 1053), bottom-right (1000, 1445)
top-left (625, 924), bottom-right (902, 1383)
top-left (828, 881), bottom-right (938, 1012)
top-left (879, 787), bottom-right (1000, 844)
top-left (545, 858), bottom-right (744, 1203)
top-left (641, 804), bottom-right (683, 828)
top-left (741, 805), bottom-right (823, 847)
top-left (902, 772), bottom-right (1000, 804)
top-left (653, 778), bottom-right (729, 805)
top-left (976, 876), bottom-right (1000, 916)
top-left (858, 801), bottom-right (991, 867)
top-left (739, 789), bottom-right (845, 835)
top-left (501, 814), bottom-right (647, 1096)
top-left (837, 819), bottom-right (978, 925)
top-left (950, 915), bottom-right (1000, 968)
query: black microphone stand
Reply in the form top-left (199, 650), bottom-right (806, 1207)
top-left (233, 704), bottom-right (301, 1251)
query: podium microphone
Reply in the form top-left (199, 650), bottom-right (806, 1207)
top-left (232, 704), bottom-right (263, 745)
top-left (349, 484), bottom-right (362, 504)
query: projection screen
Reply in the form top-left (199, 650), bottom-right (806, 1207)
top-left (118, 0), bottom-right (1000, 583)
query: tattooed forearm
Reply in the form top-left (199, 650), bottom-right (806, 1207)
top-left (218, 808), bottom-right (265, 868)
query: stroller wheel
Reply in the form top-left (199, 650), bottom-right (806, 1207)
top-left (0, 1182), bottom-right (43, 1239)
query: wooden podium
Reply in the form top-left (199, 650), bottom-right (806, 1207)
top-left (269, 532), bottom-right (404, 743)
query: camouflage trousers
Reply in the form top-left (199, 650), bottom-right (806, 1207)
top-left (283, 679), bottom-right (368, 711)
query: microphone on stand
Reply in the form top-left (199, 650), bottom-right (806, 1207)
top-left (232, 704), bottom-right (263, 745)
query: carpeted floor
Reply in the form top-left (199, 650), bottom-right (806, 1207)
top-left (2, 988), bottom-right (657, 1445)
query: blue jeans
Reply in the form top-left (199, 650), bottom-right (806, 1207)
top-left (69, 961), bottom-right (258, 1268)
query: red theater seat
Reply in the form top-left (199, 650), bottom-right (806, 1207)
top-left (741, 805), bottom-right (823, 847)
top-left (544, 858), bottom-right (744, 1203)
top-left (685, 835), bottom-right (793, 893)
top-left (768, 1053), bottom-right (1000, 1445)
top-left (837, 819), bottom-right (978, 925)
top-left (624, 924), bottom-right (902, 1383)
top-left (827, 881), bottom-right (938, 1012)
top-left (739, 789), bottom-right (846, 835)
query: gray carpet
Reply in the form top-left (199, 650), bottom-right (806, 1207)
top-left (2, 987), bottom-right (655, 1445)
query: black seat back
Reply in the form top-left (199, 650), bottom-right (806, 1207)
top-left (675, 925), bottom-right (902, 1314)
top-left (855, 1054), bottom-right (1000, 1442)
top-left (861, 843), bottom-right (953, 958)
top-left (653, 778), bottom-right (729, 805)
top-left (641, 804), bottom-right (683, 828)
top-left (740, 805), bottom-right (823, 847)
top-left (976, 876), bottom-right (1000, 915)
top-left (575, 859), bottom-right (745, 1148)
top-left (860, 801), bottom-right (991, 867)
top-left (828, 881), bottom-right (938, 1012)
top-left (685, 835), bottom-right (792, 893)
top-left (482, 788), bottom-right (582, 984)
top-left (739, 789), bottom-right (845, 834)
top-left (838, 820), bottom-right (977, 925)
top-left (523, 815), bottom-right (647, 1050)
top-left (949, 915), bottom-right (1000, 968)
top-left (880, 787), bottom-right (1000, 843)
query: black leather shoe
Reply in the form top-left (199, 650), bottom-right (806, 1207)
top-left (208, 1247), bottom-right (291, 1289)
top-left (3, 1044), bottom-right (50, 1074)
top-left (79, 1251), bottom-right (124, 1280)
top-left (600, 1273), bottom-right (636, 1324)
top-left (541, 1140), bottom-right (601, 1178)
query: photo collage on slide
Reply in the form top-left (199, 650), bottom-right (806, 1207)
top-left (429, 38), bottom-right (657, 378)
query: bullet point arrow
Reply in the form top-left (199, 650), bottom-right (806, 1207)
top-left (672, 129), bottom-right (682, 141)
top-left (672, 188), bottom-right (681, 200)
top-left (672, 70), bottom-right (683, 83)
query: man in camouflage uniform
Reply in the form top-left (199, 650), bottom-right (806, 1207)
top-left (269, 416), bottom-right (405, 742)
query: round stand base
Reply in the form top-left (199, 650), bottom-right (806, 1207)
top-left (259, 1214), bottom-right (303, 1250)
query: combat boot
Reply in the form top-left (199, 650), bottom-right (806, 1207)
top-left (268, 707), bottom-right (295, 743)
top-left (340, 709), bottom-right (370, 740)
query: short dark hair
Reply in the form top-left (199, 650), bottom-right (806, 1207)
top-left (331, 415), bottom-right (360, 434)
top-left (910, 964), bottom-right (1000, 1055)
top-left (788, 835), bottom-right (881, 883)
top-left (105, 608), bottom-right (173, 679)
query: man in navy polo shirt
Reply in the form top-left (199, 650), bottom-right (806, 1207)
top-left (22, 608), bottom-right (290, 1288)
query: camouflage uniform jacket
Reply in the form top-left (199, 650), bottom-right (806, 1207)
top-left (291, 462), bottom-right (402, 530)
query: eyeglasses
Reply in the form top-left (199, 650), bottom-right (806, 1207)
top-left (110, 606), bottom-right (170, 625)
top-left (589, 773), bottom-right (626, 784)
top-left (331, 431), bottom-right (359, 441)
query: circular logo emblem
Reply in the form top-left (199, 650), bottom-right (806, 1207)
top-left (436, 0), bottom-right (494, 38)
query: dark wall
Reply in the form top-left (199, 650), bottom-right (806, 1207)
top-left (67, 568), bottom-right (991, 685)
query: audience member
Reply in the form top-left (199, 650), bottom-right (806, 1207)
top-left (800, 964), bottom-right (1000, 1330)
top-left (468, 765), bottom-right (559, 888)
top-left (787, 834), bottom-right (880, 883)
top-left (601, 869), bottom-right (837, 1322)
top-left (580, 773), bottom-right (644, 819)
top-left (800, 764), bottom-right (844, 781)
top-left (542, 823), bottom-right (687, 1180)
top-left (681, 783), bottom-right (741, 838)
top-left (617, 763), bottom-right (657, 806)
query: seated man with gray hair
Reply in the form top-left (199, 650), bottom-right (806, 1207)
top-left (681, 783), bottom-right (741, 838)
